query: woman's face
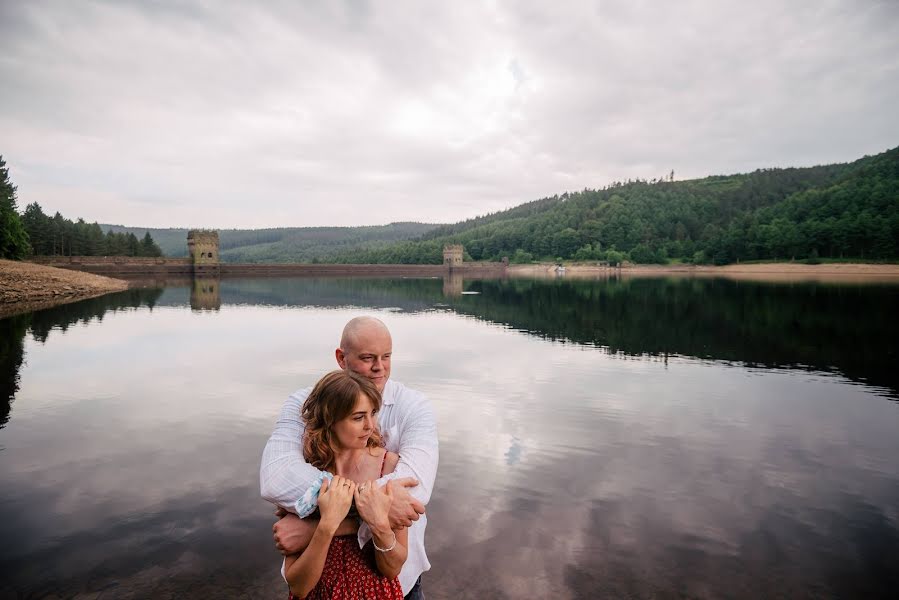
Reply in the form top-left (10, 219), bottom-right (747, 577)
top-left (332, 392), bottom-right (378, 450)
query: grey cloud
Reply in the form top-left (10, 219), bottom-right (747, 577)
top-left (1, 0), bottom-right (897, 227)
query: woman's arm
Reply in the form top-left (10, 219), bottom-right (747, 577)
top-left (284, 477), bottom-right (356, 598)
top-left (370, 523), bottom-right (408, 580)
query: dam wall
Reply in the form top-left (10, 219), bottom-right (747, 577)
top-left (27, 257), bottom-right (508, 278)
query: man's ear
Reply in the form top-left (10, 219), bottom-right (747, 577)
top-left (335, 348), bottom-right (347, 368)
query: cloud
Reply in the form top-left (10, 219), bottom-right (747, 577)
top-left (1, 0), bottom-right (897, 228)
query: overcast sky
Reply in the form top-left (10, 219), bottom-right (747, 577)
top-left (2, 0), bottom-right (898, 229)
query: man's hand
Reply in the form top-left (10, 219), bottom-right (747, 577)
top-left (273, 513), bottom-right (315, 555)
top-left (387, 477), bottom-right (426, 529)
top-left (355, 480), bottom-right (393, 534)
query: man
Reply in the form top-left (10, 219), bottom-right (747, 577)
top-left (260, 316), bottom-right (438, 599)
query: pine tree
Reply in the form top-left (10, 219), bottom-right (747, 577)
top-left (0, 156), bottom-right (31, 259)
top-left (22, 203), bottom-right (51, 255)
top-left (140, 232), bottom-right (163, 257)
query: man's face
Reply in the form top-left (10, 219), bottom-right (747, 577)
top-left (336, 327), bottom-right (392, 392)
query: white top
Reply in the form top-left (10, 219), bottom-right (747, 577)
top-left (260, 378), bottom-right (439, 595)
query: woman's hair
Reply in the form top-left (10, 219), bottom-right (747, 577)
top-left (301, 370), bottom-right (383, 471)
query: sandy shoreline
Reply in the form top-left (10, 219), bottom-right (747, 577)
top-left (0, 259), bottom-right (129, 319)
top-left (509, 262), bottom-right (899, 283)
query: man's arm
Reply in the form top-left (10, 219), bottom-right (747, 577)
top-left (376, 393), bottom-right (439, 505)
top-left (260, 388), bottom-right (326, 510)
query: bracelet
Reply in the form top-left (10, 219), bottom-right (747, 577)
top-left (372, 531), bottom-right (397, 553)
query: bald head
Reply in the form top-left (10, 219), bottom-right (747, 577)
top-left (336, 317), bottom-right (392, 392)
top-left (340, 316), bottom-right (391, 352)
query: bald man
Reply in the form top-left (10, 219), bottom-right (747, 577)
top-left (260, 316), bottom-right (438, 599)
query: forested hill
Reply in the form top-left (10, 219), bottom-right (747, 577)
top-left (102, 146), bottom-right (898, 265)
top-left (99, 222), bottom-right (440, 262)
top-left (327, 145), bottom-right (899, 265)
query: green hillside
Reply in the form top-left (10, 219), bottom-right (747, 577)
top-left (99, 222), bottom-right (441, 262)
top-left (326, 146), bottom-right (899, 265)
top-left (99, 146), bottom-right (898, 265)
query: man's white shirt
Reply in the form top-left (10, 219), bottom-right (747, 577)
top-left (260, 378), bottom-right (438, 595)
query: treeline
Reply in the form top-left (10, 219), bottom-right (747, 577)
top-left (0, 156), bottom-right (29, 259)
top-left (326, 146), bottom-right (899, 265)
top-left (22, 203), bottom-right (163, 257)
top-left (100, 222), bottom-right (440, 261)
top-left (0, 156), bottom-right (163, 259)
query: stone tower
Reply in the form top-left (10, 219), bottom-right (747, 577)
top-left (187, 230), bottom-right (220, 272)
top-left (443, 244), bottom-right (463, 269)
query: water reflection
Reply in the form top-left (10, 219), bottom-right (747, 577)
top-left (442, 272), bottom-right (464, 297)
top-left (191, 276), bottom-right (222, 311)
top-left (142, 276), bottom-right (898, 397)
top-left (0, 288), bottom-right (164, 431)
top-left (1, 277), bottom-right (898, 598)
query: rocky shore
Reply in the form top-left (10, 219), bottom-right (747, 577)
top-left (0, 259), bottom-right (129, 318)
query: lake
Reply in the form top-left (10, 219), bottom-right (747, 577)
top-left (1, 275), bottom-right (898, 599)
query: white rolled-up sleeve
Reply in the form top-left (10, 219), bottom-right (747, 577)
top-left (376, 393), bottom-right (439, 505)
top-left (259, 388), bottom-right (328, 511)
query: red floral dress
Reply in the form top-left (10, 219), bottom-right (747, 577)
top-left (289, 453), bottom-right (403, 600)
top-left (289, 536), bottom-right (404, 600)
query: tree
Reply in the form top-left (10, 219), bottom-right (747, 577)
top-left (140, 232), bottom-right (163, 257)
top-left (22, 203), bottom-right (51, 255)
top-left (0, 156), bottom-right (31, 259)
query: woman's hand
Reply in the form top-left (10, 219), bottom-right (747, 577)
top-left (354, 480), bottom-right (393, 534)
top-left (318, 476), bottom-right (356, 533)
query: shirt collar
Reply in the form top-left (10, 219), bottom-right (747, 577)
top-left (381, 379), bottom-right (397, 406)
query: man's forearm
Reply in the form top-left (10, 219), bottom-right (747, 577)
top-left (260, 437), bottom-right (328, 508)
top-left (260, 389), bottom-right (328, 509)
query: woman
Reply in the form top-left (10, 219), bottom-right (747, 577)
top-left (284, 370), bottom-right (408, 600)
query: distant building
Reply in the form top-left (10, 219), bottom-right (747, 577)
top-left (443, 244), bottom-right (463, 269)
top-left (187, 230), bottom-right (220, 274)
top-left (187, 230), bottom-right (219, 264)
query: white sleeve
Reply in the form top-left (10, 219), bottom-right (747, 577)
top-left (376, 393), bottom-right (439, 505)
top-left (259, 388), bottom-right (328, 511)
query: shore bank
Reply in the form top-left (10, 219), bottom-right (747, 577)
top-left (0, 259), bottom-right (129, 318)
top-left (508, 262), bottom-right (899, 283)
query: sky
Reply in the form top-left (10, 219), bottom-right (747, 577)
top-left (1, 0), bottom-right (898, 229)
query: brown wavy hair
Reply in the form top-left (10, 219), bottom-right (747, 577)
top-left (301, 370), bottom-right (384, 472)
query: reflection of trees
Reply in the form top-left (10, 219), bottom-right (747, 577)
top-left (0, 314), bottom-right (29, 429)
top-left (0, 288), bottom-right (165, 429)
top-left (444, 278), bottom-right (899, 397)
top-left (213, 277), bottom-right (446, 312)
top-left (206, 276), bottom-right (899, 397)
top-left (3, 276), bottom-right (896, 428)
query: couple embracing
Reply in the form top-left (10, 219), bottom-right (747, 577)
top-left (260, 316), bottom-right (438, 599)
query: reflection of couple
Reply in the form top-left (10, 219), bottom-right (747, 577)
top-left (261, 317), bottom-right (438, 599)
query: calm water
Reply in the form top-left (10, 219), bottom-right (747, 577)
top-left (1, 276), bottom-right (898, 599)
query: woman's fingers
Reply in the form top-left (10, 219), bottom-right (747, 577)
top-left (331, 476), bottom-right (354, 498)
